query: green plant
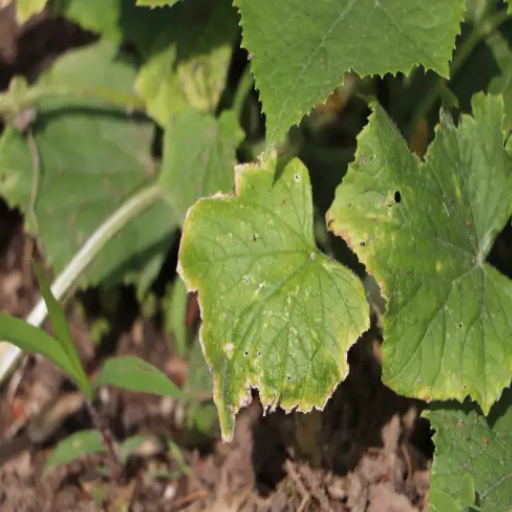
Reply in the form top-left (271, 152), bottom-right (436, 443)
top-left (1, 0), bottom-right (512, 509)
top-left (0, 265), bottom-right (187, 477)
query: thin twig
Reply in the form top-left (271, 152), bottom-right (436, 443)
top-left (172, 489), bottom-right (207, 508)
top-left (285, 460), bottom-right (310, 502)
top-left (84, 399), bottom-right (122, 485)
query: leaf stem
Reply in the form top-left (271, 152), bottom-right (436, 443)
top-left (85, 399), bottom-right (122, 485)
top-left (232, 66), bottom-right (254, 119)
top-left (0, 184), bottom-right (164, 386)
top-left (0, 85), bottom-right (146, 116)
top-left (407, 8), bottom-right (509, 139)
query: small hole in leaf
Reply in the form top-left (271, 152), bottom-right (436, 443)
top-left (244, 351), bottom-right (248, 357)
top-left (287, 375), bottom-right (291, 381)
top-left (294, 174), bottom-right (300, 182)
top-left (458, 322), bottom-right (463, 328)
top-left (257, 351), bottom-right (261, 356)
top-left (360, 241), bottom-right (365, 247)
top-left (394, 191), bottom-right (401, 203)
top-left (243, 276), bottom-right (249, 285)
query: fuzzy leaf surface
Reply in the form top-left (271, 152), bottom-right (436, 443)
top-left (178, 154), bottom-right (369, 440)
top-left (135, 0), bottom-right (238, 126)
top-left (0, 41), bottom-right (177, 286)
top-left (427, 389), bottom-right (512, 512)
top-left (235, 0), bottom-right (465, 145)
top-left (159, 109), bottom-right (244, 223)
top-left (327, 94), bottom-right (512, 413)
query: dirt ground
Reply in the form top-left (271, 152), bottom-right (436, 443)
top-left (0, 8), bottom-right (435, 512)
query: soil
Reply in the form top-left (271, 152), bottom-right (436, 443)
top-left (0, 9), bottom-right (436, 512)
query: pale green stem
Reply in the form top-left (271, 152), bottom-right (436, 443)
top-left (0, 184), bottom-right (164, 386)
top-left (232, 66), bottom-right (254, 119)
top-left (0, 85), bottom-right (145, 116)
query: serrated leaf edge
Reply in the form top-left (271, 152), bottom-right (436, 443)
top-left (233, 0), bottom-right (464, 146)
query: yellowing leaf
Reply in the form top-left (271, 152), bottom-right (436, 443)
top-left (16, 0), bottom-right (47, 23)
top-left (327, 94), bottom-right (512, 413)
top-left (178, 153), bottom-right (369, 440)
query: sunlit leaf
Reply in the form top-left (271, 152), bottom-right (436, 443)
top-left (327, 94), bottom-right (512, 413)
top-left (235, 0), bottom-right (465, 145)
top-left (16, 0), bottom-right (47, 23)
top-left (178, 152), bottom-right (369, 440)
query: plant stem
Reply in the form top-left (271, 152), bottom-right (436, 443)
top-left (408, 8), bottom-right (509, 138)
top-left (0, 85), bottom-right (145, 117)
top-left (0, 184), bottom-right (164, 386)
top-left (85, 399), bottom-right (122, 485)
top-left (232, 65), bottom-right (254, 119)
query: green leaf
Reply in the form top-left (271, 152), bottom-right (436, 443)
top-left (16, 0), bottom-right (47, 23)
top-left (327, 93), bottom-right (512, 414)
top-left (94, 355), bottom-right (184, 399)
top-left (182, 338), bottom-right (219, 439)
top-left (135, 0), bottom-right (238, 126)
top-left (0, 41), bottom-right (178, 287)
top-left (449, 9), bottom-right (512, 129)
top-left (464, 0), bottom-right (488, 22)
top-left (0, 313), bottom-right (87, 389)
top-left (136, 0), bottom-right (181, 6)
top-left (163, 278), bottom-right (189, 357)
top-left (429, 489), bottom-right (464, 512)
top-left (44, 430), bottom-right (105, 472)
top-left (427, 388), bottom-right (512, 512)
top-left (178, 153), bottom-right (369, 440)
top-left (183, 337), bottom-right (212, 397)
top-left (118, 435), bottom-right (158, 463)
top-left (34, 266), bottom-right (92, 399)
top-left (234, 0), bottom-right (465, 146)
top-left (52, 0), bottom-right (178, 53)
top-left (459, 471), bottom-right (476, 506)
top-left (487, 22), bottom-right (512, 130)
top-left (159, 109), bottom-right (244, 223)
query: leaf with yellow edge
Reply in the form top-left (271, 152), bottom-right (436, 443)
top-left (327, 93), bottom-right (512, 413)
top-left (178, 153), bottom-right (369, 440)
